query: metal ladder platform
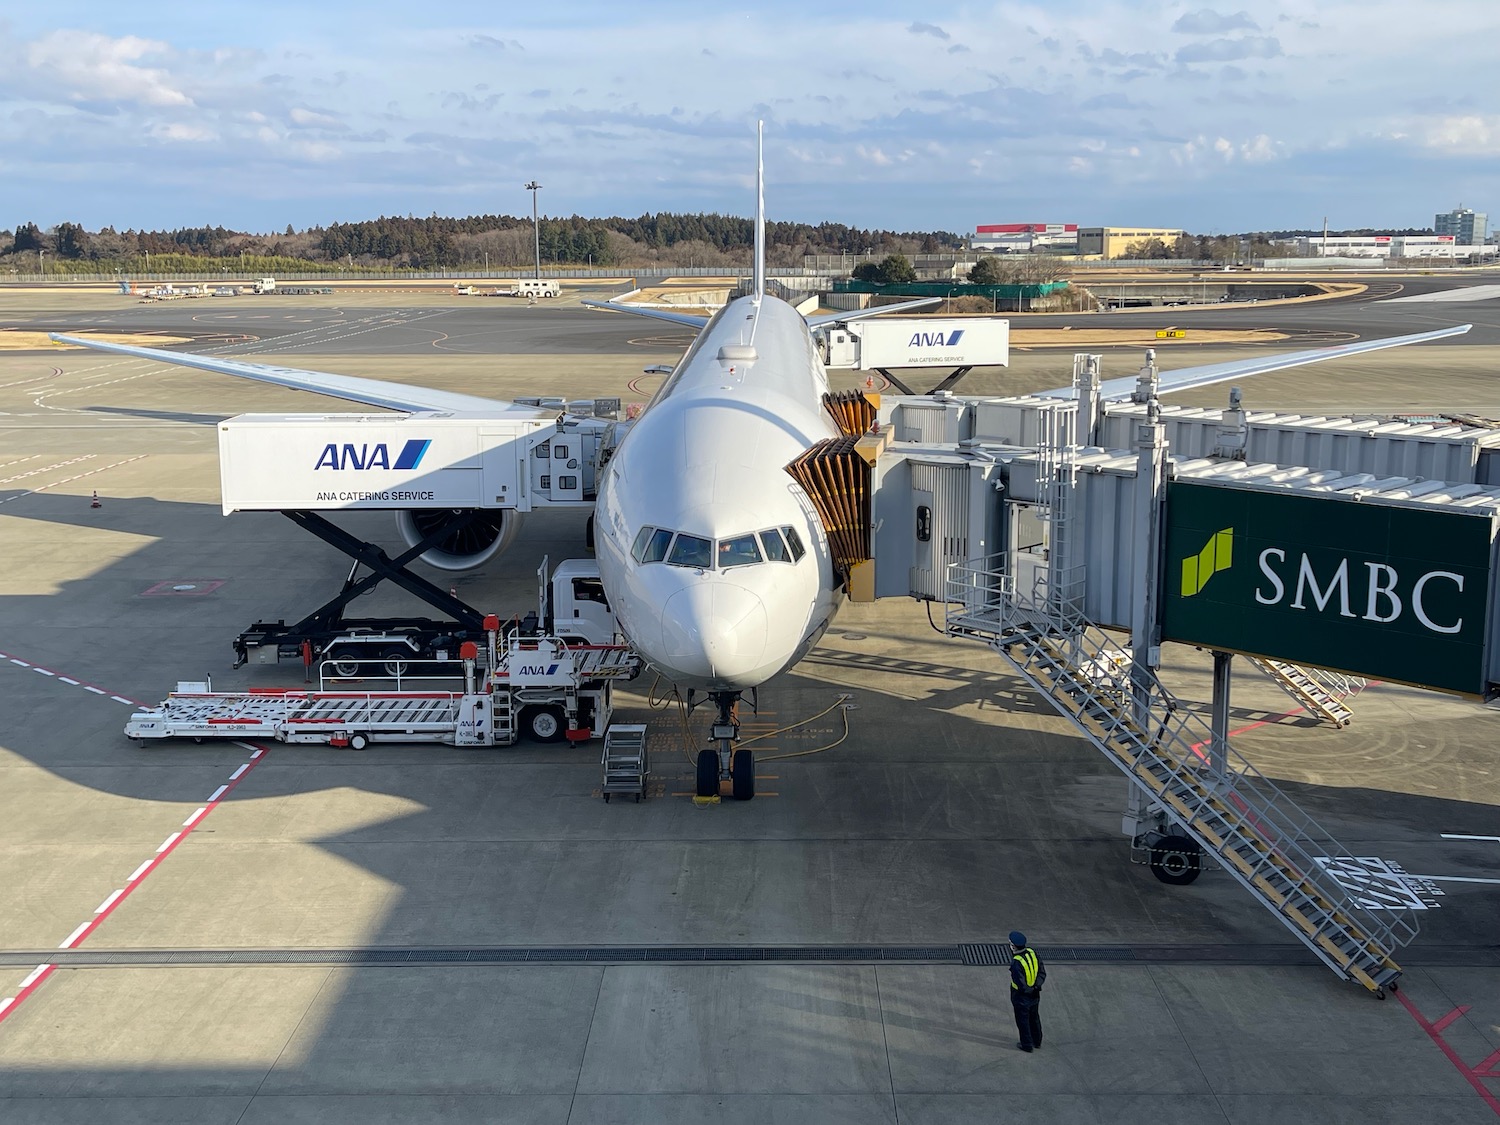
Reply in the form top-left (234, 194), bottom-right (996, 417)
top-left (601, 724), bottom-right (649, 802)
top-left (1250, 658), bottom-right (1365, 728)
top-left (947, 558), bottom-right (1419, 995)
top-left (126, 689), bottom-right (468, 744)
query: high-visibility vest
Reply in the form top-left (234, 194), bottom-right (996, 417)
top-left (1011, 948), bottom-right (1039, 989)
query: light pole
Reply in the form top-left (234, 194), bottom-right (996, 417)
top-left (525, 181), bottom-right (542, 279)
top-left (38, 249), bottom-right (45, 276)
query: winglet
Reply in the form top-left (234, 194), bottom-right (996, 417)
top-left (753, 120), bottom-right (765, 303)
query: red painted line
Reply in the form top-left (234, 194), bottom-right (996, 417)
top-left (0, 651), bottom-right (147, 707)
top-left (0, 740), bottom-right (271, 1029)
top-left (1475, 1048), bottom-right (1500, 1078)
top-left (1434, 1005), bottom-right (1473, 1034)
top-left (0, 965), bottom-right (58, 1027)
top-left (1396, 988), bottom-right (1500, 1117)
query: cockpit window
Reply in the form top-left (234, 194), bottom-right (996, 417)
top-left (782, 526), bottom-right (807, 562)
top-left (632, 527), bottom-right (673, 564)
top-left (759, 529), bottom-right (790, 562)
top-left (666, 533), bottom-right (713, 568)
top-left (718, 534), bottom-right (762, 568)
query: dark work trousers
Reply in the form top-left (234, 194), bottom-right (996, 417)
top-left (1011, 989), bottom-right (1043, 1048)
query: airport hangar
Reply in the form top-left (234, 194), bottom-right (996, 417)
top-left (0, 278), bottom-right (1498, 1122)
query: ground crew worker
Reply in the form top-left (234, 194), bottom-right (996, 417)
top-left (1009, 930), bottom-right (1046, 1052)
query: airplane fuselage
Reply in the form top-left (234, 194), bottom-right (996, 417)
top-left (593, 294), bottom-right (844, 691)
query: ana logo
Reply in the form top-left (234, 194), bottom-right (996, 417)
top-left (907, 330), bottom-right (964, 348)
top-left (1180, 527), bottom-right (1233, 596)
top-left (518, 663), bottom-right (559, 676)
top-left (314, 438), bottom-right (431, 471)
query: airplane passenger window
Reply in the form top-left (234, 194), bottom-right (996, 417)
top-left (718, 534), bottom-right (762, 568)
top-left (641, 528), bottom-right (673, 563)
top-left (759, 529), bottom-right (790, 562)
top-left (782, 526), bottom-right (807, 562)
top-left (667, 533), bottom-right (713, 568)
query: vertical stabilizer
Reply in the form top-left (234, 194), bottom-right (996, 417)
top-left (753, 120), bottom-right (765, 302)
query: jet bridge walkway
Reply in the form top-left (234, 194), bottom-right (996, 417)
top-left (946, 558), bottom-right (1418, 995)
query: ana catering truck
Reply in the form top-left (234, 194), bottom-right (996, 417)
top-left (818, 316), bottom-right (1009, 370)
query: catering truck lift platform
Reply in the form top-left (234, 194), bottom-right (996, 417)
top-left (127, 621), bottom-right (641, 748)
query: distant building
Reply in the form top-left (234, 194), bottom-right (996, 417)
top-left (971, 223), bottom-right (1078, 253)
top-left (1077, 227), bottom-right (1185, 259)
top-left (1295, 234), bottom-right (1494, 259)
top-left (1435, 207), bottom-right (1487, 246)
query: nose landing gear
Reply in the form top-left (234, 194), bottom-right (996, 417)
top-left (695, 690), bottom-right (755, 801)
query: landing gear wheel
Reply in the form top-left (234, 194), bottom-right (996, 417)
top-left (696, 748), bottom-right (719, 797)
top-left (349, 733), bottom-right (369, 751)
top-left (731, 748), bottom-right (755, 801)
top-left (1150, 834), bottom-right (1202, 885)
top-left (522, 705), bottom-right (566, 744)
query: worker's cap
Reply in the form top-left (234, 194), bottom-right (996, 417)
top-left (1008, 931), bottom-right (1027, 948)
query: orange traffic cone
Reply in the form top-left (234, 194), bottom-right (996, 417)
top-left (90, 491), bottom-right (101, 509)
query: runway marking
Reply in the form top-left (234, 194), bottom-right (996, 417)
top-left (0, 454), bottom-right (148, 508)
top-left (0, 647), bottom-right (277, 1028)
top-left (0, 455), bottom-right (93, 485)
top-left (1442, 834), bottom-right (1500, 843)
top-left (1396, 990), bottom-right (1500, 1118)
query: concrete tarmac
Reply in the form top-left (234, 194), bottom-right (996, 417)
top-left (0, 287), bottom-right (1498, 1123)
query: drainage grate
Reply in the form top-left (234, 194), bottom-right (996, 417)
top-left (960, 943), bottom-right (1014, 966)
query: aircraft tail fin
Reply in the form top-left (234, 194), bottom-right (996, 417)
top-left (753, 120), bottom-right (765, 303)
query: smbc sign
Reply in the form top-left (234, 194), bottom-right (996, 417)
top-left (1162, 482), bottom-right (1495, 695)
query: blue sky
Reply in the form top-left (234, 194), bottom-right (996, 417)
top-left (1, 1), bottom-right (1496, 235)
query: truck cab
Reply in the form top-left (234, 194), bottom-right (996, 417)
top-left (545, 558), bottom-right (618, 646)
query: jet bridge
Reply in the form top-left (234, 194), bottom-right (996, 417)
top-left (815, 356), bottom-right (1500, 995)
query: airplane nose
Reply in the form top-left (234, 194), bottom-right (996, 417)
top-left (661, 581), bottom-right (768, 684)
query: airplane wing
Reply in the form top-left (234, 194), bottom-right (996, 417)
top-left (1033, 324), bottom-right (1472, 402)
top-left (48, 334), bottom-right (538, 415)
top-left (804, 297), bottom-right (943, 330)
top-left (579, 299), bottom-right (710, 329)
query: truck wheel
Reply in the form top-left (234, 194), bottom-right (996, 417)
top-left (382, 649), bottom-right (413, 678)
top-left (327, 649), bottom-right (361, 678)
top-left (349, 733), bottom-right (369, 751)
top-left (522, 705), bottom-right (566, 744)
top-left (1150, 834), bottom-right (1202, 885)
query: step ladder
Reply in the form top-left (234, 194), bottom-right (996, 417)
top-left (1251, 658), bottom-right (1366, 727)
top-left (946, 557), bottom-right (1418, 996)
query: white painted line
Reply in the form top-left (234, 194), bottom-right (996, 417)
top-left (58, 677), bottom-right (78, 685)
top-left (1409, 874), bottom-right (1500, 885)
top-left (0, 998), bottom-right (12, 1016)
top-left (59, 922), bottom-right (90, 949)
top-left (10, 659), bottom-right (29, 667)
top-left (127, 860), bottom-right (152, 883)
top-left (84, 686), bottom-right (106, 695)
top-left (207, 785), bottom-right (228, 803)
top-left (94, 889), bottom-right (124, 914)
top-left (250, 748), bottom-right (264, 759)
top-left (156, 832), bottom-right (180, 853)
top-left (110, 695), bottom-right (133, 705)
top-left (19, 965), bottom-right (49, 990)
top-left (182, 807), bottom-right (207, 827)
top-left (229, 763), bottom-right (249, 780)
top-left (1441, 833), bottom-right (1500, 843)
top-left (34, 668), bottom-right (54, 677)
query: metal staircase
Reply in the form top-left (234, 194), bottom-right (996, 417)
top-left (946, 557), bottom-right (1418, 995)
top-left (1251, 658), bottom-right (1366, 727)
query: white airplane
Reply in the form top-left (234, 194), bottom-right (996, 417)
top-left (56, 123), bottom-right (1472, 800)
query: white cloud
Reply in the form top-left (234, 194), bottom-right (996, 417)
top-left (24, 30), bottom-right (192, 108)
top-left (1172, 9), bottom-right (1259, 34)
top-left (1176, 35), bottom-right (1282, 63)
top-left (152, 122), bottom-right (217, 143)
top-left (290, 106), bottom-right (345, 129)
top-left (856, 144), bottom-right (892, 166)
top-left (1421, 115), bottom-right (1499, 150)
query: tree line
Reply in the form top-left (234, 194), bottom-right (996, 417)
top-left (2, 213), bottom-right (965, 271)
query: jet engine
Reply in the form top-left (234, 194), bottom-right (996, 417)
top-left (395, 508), bottom-right (522, 571)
